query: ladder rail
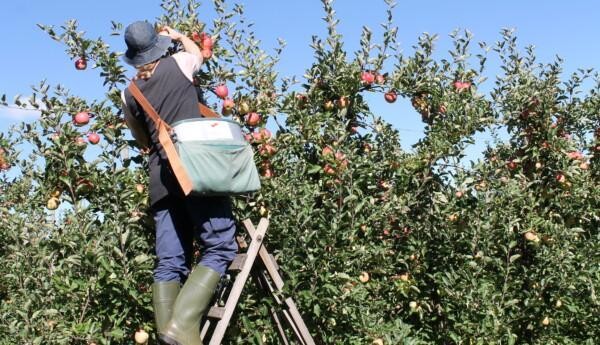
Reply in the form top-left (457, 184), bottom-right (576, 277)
top-left (207, 218), bottom-right (268, 345)
top-left (202, 218), bottom-right (316, 345)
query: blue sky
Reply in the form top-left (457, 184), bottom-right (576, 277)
top-left (1, 0), bottom-right (598, 152)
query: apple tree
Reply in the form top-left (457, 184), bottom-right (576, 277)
top-left (0, 0), bottom-right (598, 344)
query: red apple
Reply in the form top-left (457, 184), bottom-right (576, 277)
top-left (335, 151), bottom-right (346, 161)
top-left (259, 128), bottom-right (271, 140)
top-left (296, 93), bottom-right (308, 106)
top-left (455, 191), bottom-right (463, 198)
top-left (378, 180), bottom-right (391, 190)
top-left (73, 112), bottom-right (90, 126)
top-left (556, 173), bottom-right (566, 183)
top-left (453, 81), bottom-right (471, 91)
top-left (384, 91), bottom-right (397, 103)
top-left (135, 184), bottom-right (145, 193)
top-left (253, 128), bottom-right (271, 142)
top-left (438, 104), bottom-right (447, 114)
top-left (322, 146), bottom-right (334, 157)
top-left (361, 71), bottom-right (375, 85)
top-left (259, 143), bottom-right (277, 157)
top-left (191, 32), bottom-right (201, 42)
top-left (506, 160), bottom-right (517, 170)
top-left (323, 164), bottom-right (336, 175)
top-left (262, 168), bottom-right (274, 178)
top-left (375, 73), bottom-right (385, 84)
top-left (87, 132), bottom-right (100, 145)
top-left (260, 161), bottom-right (273, 178)
top-left (296, 94), bottom-right (308, 109)
top-left (337, 96), bottom-right (350, 109)
top-left (567, 151), bottom-right (583, 160)
top-left (245, 112), bottom-right (261, 127)
top-left (75, 57), bottom-right (87, 70)
top-left (201, 48), bottom-right (213, 59)
top-left (579, 162), bottom-right (589, 170)
top-left (214, 84), bottom-right (228, 99)
top-left (223, 98), bottom-right (235, 110)
top-left (75, 137), bottom-right (86, 146)
top-left (200, 33), bottom-right (213, 49)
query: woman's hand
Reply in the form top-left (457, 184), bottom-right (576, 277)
top-left (159, 25), bottom-right (202, 61)
top-left (159, 26), bottom-right (184, 41)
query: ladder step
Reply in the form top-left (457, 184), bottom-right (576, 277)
top-left (207, 306), bottom-right (226, 320)
top-left (227, 253), bottom-right (247, 273)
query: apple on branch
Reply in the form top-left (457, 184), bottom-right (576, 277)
top-left (73, 112), bottom-right (90, 126)
top-left (87, 132), bottom-right (100, 145)
top-left (384, 90), bottom-right (397, 103)
top-left (361, 71), bottom-right (375, 85)
top-left (214, 84), bottom-right (228, 99)
top-left (75, 57), bottom-right (87, 70)
top-left (245, 112), bottom-right (261, 127)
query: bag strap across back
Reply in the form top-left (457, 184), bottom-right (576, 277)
top-left (127, 81), bottom-right (194, 195)
top-left (199, 103), bottom-right (220, 118)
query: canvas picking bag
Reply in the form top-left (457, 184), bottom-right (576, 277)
top-left (128, 81), bottom-right (261, 196)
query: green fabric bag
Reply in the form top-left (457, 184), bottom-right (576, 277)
top-left (172, 119), bottom-right (261, 196)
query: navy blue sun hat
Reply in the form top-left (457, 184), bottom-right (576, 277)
top-left (123, 21), bottom-right (171, 66)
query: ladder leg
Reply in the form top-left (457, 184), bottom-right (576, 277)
top-left (244, 220), bottom-right (316, 345)
top-left (269, 307), bottom-right (290, 345)
top-left (207, 219), bottom-right (268, 345)
top-left (252, 268), bottom-right (292, 345)
top-left (256, 269), bottom-right (307, 345)
top-left (284, 298), bottom-right (315, 345)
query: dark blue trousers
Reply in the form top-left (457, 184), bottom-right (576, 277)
top-left (152, 195), bottom-right (238, 282)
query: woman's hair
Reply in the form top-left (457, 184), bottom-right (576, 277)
top-left (135, 60), bottom-right (160, 80)
top-left (135, 50), bottom-right (171, 80)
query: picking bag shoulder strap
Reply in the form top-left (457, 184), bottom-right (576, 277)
top-left (199, 103), bottom-right (220, 118)
top-left (127, 81), bottom-right (194, 196)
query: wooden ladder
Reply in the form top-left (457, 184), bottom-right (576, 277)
top-left (199, 218), bottom-right (316, 345)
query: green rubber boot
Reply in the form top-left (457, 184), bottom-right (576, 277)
top-left (152, 281), bottom-right (181, 334)
top-left (159, 265), bottom-right (220, 345)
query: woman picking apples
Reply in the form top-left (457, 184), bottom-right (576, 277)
top-left (120, 21), bottom-right (237, 345)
